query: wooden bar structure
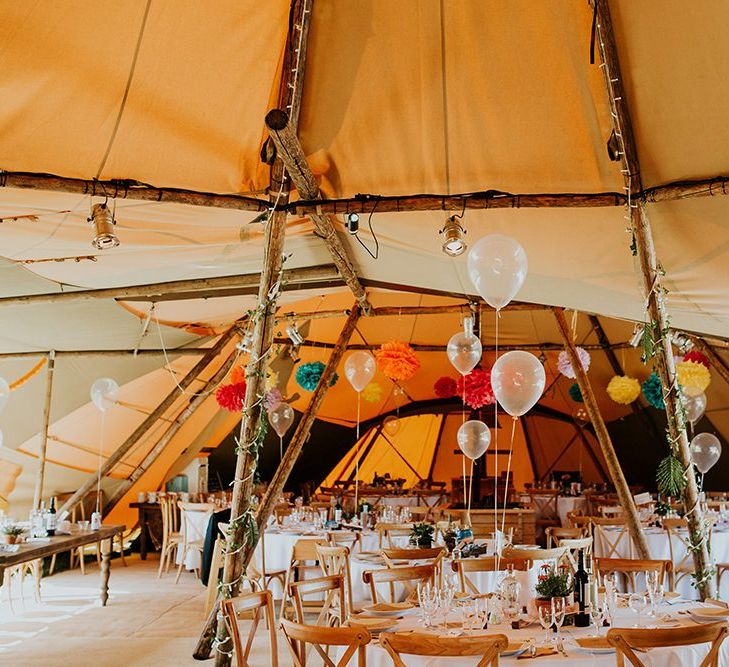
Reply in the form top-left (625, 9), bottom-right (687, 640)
top-left (31, 350), bottom-right (55, 510)
top-left (553, 306), bottom-right (649, 560)
top-left (592, 0), bottom-right (713, 598)
top-left (58, 324), bottom-right (241, 518)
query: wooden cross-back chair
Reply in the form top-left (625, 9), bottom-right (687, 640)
top-left (450, 557), bottom-right (530, 596)
top-left (607, 622), bottom-right (728, 667)
top-left (376, 522), bottom-right (414, 549)
top-left (380, 631), bottom-right (509, 667)
top-left (663, 517), bottom-right (708, 590)
top-left (592, 516), bottom-right (634, 560)
top-left (566, 512), bottom-right (593, 533)
top-left (594, 558), bottom-right (673, 593)
top-left (545, 526), bottom-right (585, 548)
top-left (175, 501), bottom-right (215, 583)
top-left (327, 530), bottom-right (361, 554)
top-left (317, 545), bottom-right (355, 619)
top-left (158, 493), bottom-right (183, 577)
top-left (281, 619), bottom-right (371, 667)
top-left (381, 547), bottom-right (445, 588)
top-left (221, 590), bottom-right (277, 667)
top-left (502, 546), bottom-right (568, 564)
top-left (362, 563), bottom-right (436, 604)
top-left (527, 489), bottom-right (560, 529)
top-left (280, 538), bottom-right (328, 620)
top-left (556, 536), bottom-right (593, 574)
top-left (289, 575), bottom-right (346, 628)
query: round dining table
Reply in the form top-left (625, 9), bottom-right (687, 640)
top-left (337, 600), bottom-right (729, 666)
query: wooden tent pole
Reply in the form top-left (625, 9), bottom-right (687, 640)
top-left (265, 108), bottom-right (371, 314)
top-left (593, 0), bottom-right (713, 598)
top-left (57, 324), bottom-right (240, 518)
top-left (250, 304), bottom-right (361, 556)
top-left (103, 347), bottom-right (240, 514)
top-left (553, 307), bottom-right (649, 559)
top-left (32, 351), bottom-right (55, 510)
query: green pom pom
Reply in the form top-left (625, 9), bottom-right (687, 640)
top-left (642, 372), bottom-right (665, 409)
top-left (295, 362), bottom-right (339, 392)
top-left (568, 383), bottom-right (583, 403)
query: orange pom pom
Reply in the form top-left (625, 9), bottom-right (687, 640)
top-left (231, 366), bottom-right (246, 385)
top-left (374, 341), bottom-right (420, 381)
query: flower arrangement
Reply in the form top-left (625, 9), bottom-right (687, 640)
top-left (456, 367), bottom-right (495, 409)
top-left (295, 362), bottom-right (339, 392)
top-left (434, 376), bottom-right (458, 398)
top-left (374, 341), bottom-right (420, 381)
top-left (557, 347), bottom-right (591, 379)
top-left (409, 522), bottom-right (434, 548)
top-left (642, 372), bottom-right (665, 409)
top-left (568, 382), bottom-right (583, 403)
top-left (215, 381), bottom-right (247, 412)
top-left (535, 564), bottom-right (572, 599)
top-left (606, 375), bottom-right (641, 404)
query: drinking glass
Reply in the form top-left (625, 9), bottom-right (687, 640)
top-left (552, 597), bottom-right (566, 647)
top-left (589, 600), bottom-right (606, 635)
top-left (418, 583), bottom-right (438, 628)
top-left (628, 592), bottom-right (648, 627)
top-left (537, 603), bottom-right (555, 646)
top-left (646, 571), bottom-right (662, 616)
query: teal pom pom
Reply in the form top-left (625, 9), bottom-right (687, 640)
top-left (568, 383), bottom-right (583, 403)
top-left (295, 361), bottom-right (339, 392)
top-left (642, 372), bottom-right (665, 409)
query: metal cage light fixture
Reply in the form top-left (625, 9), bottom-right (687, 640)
top-left (440, 215), bottom-right (466, 256)
top-left (89, 203), bottom-right (119, 250)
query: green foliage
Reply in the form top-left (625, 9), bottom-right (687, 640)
top-left (1, 525), bottom-right (24, 536)
top-left (535, 566), bottom-right (572, 598)
top-left (656, 455), bottom-right (686, 498)
top-left (409, 522), bottom-right (434, 545)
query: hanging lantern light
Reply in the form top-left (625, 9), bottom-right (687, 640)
top-left (89, 203), bottom-right (119, 250)
top-left (439, 215), bottom-right (467, 256)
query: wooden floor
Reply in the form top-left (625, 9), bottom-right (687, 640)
top-left (0, 554), bottom-right (284, 666)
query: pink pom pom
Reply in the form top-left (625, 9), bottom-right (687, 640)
top-left (557, 347), bottom-right (591, 379)
top-left (216, 382), bottom-right (247, 412)
top-left (456, 368), bottom-right (495, 409)
top-left (434, 376), bottom-right (458, 398)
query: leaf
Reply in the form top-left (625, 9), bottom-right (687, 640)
top-left (656, 455), bottom-right (686, 498)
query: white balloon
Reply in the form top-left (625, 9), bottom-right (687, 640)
top-left (0, 377), bottom-right (8, 413)
top-left (90, 377), bottom-right (119, 412)
top-left (467, 234), bottom-right (528, 310)
top-left (690, 432), bottom-right (722, 474)
top-left (268, 402), bottom-right (294, 438)
top-left (682, 392), bottom-right (707, 424)
top-left (344, 351), bottom-right (376, 393)
top-left (383, 415), bottom-right (400, 435)
top-left (447, 330), bottom-right (482, 376)
top-left (491, 350), bottom-right (546, 417)
top-left (457, 420), bottom-right (491, 460)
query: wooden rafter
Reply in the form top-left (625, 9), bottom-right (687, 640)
top-left (592, 0), bottom-right (713, 598)
top-left (32, 351), bottom-right (55, 510)
top-left (265, 108), bottom-right (371, 314)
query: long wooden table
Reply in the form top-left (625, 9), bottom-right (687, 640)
top-left (129, 501), bottom-right (161, 560)
top-left (0, 524), bottom-right (125, 606)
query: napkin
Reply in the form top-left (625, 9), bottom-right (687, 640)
top-left (517, 647), bottom-right (557, 659)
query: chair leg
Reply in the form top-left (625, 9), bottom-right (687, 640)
top-left (174, 547), bottom-right (187, 584)
top-left (79, 548), bottom-right (86, 575)
top-left (117, 535), bottom-right (127, 566)
top-left (4, 569), bottom-right (15, 614)
top-left (157, 541), bottom-right (169, 578)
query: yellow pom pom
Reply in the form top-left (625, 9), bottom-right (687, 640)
top-left (607, 375), bottom-right (641, 404)
top-left (265, 370), bottom-right (278, 392)
top-left (362, 382), bottom-right (383, 403)
top-left (676, 360), bottom-right (711, 397)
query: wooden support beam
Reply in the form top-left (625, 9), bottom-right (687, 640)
top-left (103, 347), bottom-right (240, 514)
top-left (644, 175), bottom-right (729, 204)
top-left (265, 108), bottom-right (372, 314)
top-left (0, 265), bottom-right (338, 308)
top-left (32, 351), bottom-right (55, 510)
top-left (252, 304), bottom-right (361, 554)
top-left (593, 0), bottom-right (713, 598)
top-left (379, 430), bottom-right (425, 481)
top-left (554, 306), bottom-right (649, 559)
top-left (58, 325), bottom-right (240, 518)
top-left (0, 348), bottom-right (215, 360)
top-left (345, 424), bottom-right (382, 483)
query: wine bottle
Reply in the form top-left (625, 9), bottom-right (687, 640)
top-left (574, 548), bottom-right (590, 627)
top-left (46, 496), bottom-right (57, 536)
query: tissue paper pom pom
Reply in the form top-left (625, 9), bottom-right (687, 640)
top-left (216, 381), bottom-right (247, 412)
top-left (374, 341), bottom-right (420, 381)
top-left (568, 383), bottom-right (583, 403)
top-left (362, 382), bottom-right (383, 403)
top-left (434, 376), bottom-right (458, 398)
top-left (642, 372), bottom-right (665, 409)
top-left (683, 350), bottom-right (710, 369)
top-left (295, 361), bottom-right (339, 392)
top-left (557, 347), bottom-right (591, 379)
top-left (230, 365), bottom-right (246, 385)
top-left (264, 388), bottom-right (283, 411)
top-left (456, 368), bottom-right (495, 409)
top-left (265, 370), bottom-right (278, 391)
top-left (606, 375), bottom-right (641, 404)
top-left (676, 360), bottom-right (711, 397)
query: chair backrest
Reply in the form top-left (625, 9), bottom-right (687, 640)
top-left (607, 622), bottom-right (728, 667)
top-left (557, 536), bottom-right (593, 573)
top-left (291, 538), bottom-right (329, 563)
top-left (327, 530), bottom-right (360, 553)
top-left (567, 512), bottom-right (593, 531)
top-left (317, 545), bottom-right (354, 619)
top-left (545, 526), bottom-right (584, 548)
top-left (527, 489), bottom-right (560, 521)
top-left (281, 619), bottom-right (371, 667)
top-left (376, 522), bottom-right (414, 548)
top-left (274, 505), bottom-right (293, 524)
top-left (381, 546), bottom-right (445, 561)
top-left (592, 516), bottom-right (633, 559)
top-left (221, 590), bottom-right (277, 667)
top-left (594, 558), bottom-right (672, 592)
top-left (178, 502), bottom-right (215, 543)
top-left (451, 557), bottom-right (530, 595)
top-left (502, 546), bottom-right (568, 563)
top-left (362, 563), bottom-right (436, 603)
top-left (380, 631), bottom-right (509, 667)
top-left (289, 574), bottom-right (345, 626)
top-left (663, 518), bottom-right (699, 573)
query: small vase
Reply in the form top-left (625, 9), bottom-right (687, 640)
top-left (417, 539), bottom-right (433, 548)
top-left (1, 534), bottom-right (17, 545)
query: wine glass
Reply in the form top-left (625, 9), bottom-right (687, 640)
top-left (552, 597), bottom-right (566, 647)
top-left (418, 583), bottom-right (438, 628)
top-left (628, 592), bottom-right (648, 627)
top-left (537, 602), bottom-right (555, 646)
top-left (589, 599), bottom-right (606, 635)
top-left (646, 571), bottom-right (663, 616)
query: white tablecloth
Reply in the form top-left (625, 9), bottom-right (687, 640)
top-left (175, 508), bottom-right (211, 571)
top-left (557, 497), bottom-right (588, 527)
top-left (594, 526), bottom-right (729, 600)
top-left (337, 601), bottom-right (729, 666)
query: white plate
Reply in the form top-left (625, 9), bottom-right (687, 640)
top-left (568, 639), bottom-right (615, 655)
top-left (361, 603), bottom-right (417, 617)
top-left (500, 643), bottom-right (528, 657)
